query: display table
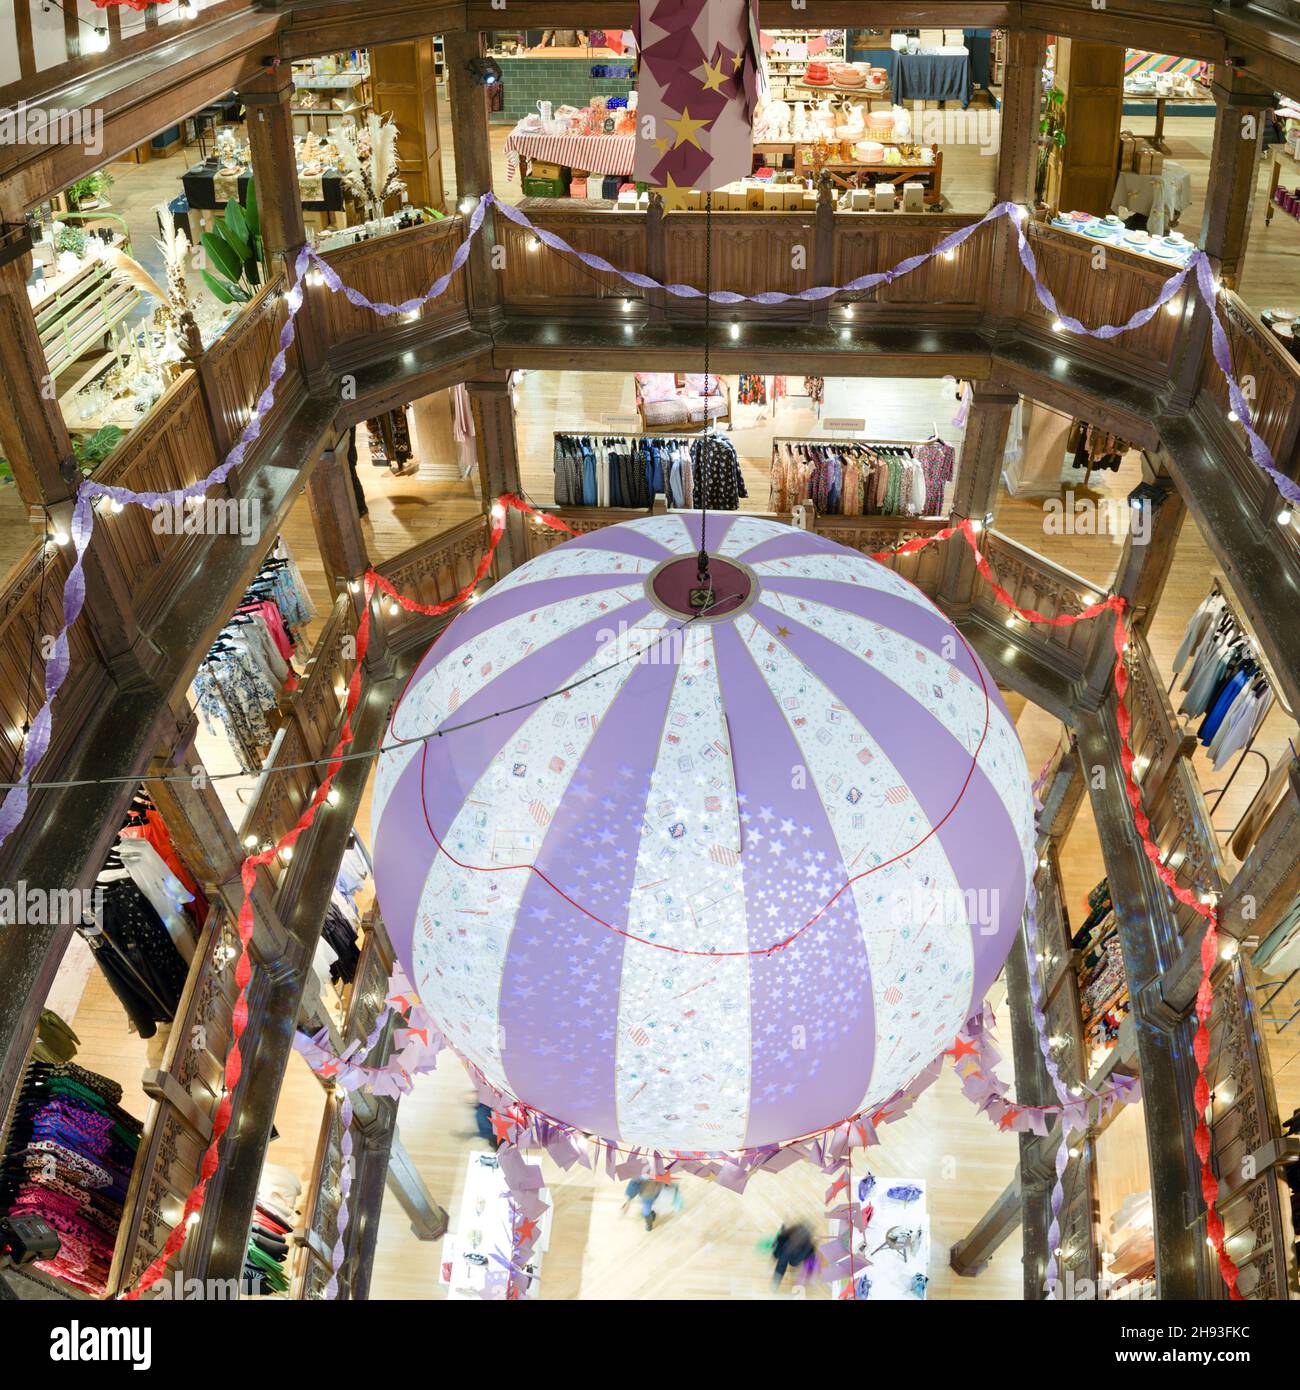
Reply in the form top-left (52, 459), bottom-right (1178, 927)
top-left (503, 126), bottom-right (635, 181)
top-left (181, 163), bottom-right (346, 213)
top-left (850, 49), bottom-right (972, 107)
top-left (830, 1172), bottom-right (931, 1301)
top-left (1121, 87), bottom-right (1213, 151)
top-left (796, 146), bottom-right (944, 205)
top-left (1110, 163), bottom-right (1192, 235)
top-left (439, 1152), bottom-right (552, 1300)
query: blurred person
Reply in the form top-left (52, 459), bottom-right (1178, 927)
top-left (771, 1222), bottom-right (816, 1286)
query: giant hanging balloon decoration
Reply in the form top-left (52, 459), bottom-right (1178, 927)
top-left (0, 188), bottom-right (1258, 1298)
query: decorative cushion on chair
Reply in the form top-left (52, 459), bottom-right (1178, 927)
top-left (635, 372), bottom-right (678, 403)
top-left (683, 373), bottom-right (722, 397)
top-left (642, 398), bottom-right (689, 427)
top-left (685, 396), bottom-right (728, 422)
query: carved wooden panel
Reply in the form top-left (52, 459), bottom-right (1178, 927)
top-left (977, 531), bottom-right (1096, 660)
top-left (109, 908), bottom-right (241, 1295)
top-left (296, 1094), bottom-right (345, 1300)
top-left (1199, 292), bottom-right (1300, 481)
top-left (833, 214), bottom-right (991, 313)
top-left (316, 220), bottom-right (468, 352)
top-left (375, 514), bottom-right (495, 649)
top-left (1020, 223), bottom-right (1187, 380)
top-left (201, 275), bottom-right (299, 450)
top-left (664, 213), bottom-right (817, 312)
top-left (92, 371), bottom-right (222, 626)
top-left (0, 542), bottom-right (109, 785)
top-left (498, 203), bottom-right (648, 306)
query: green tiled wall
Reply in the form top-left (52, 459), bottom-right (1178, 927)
top-left (490, 56), bottom-right (635, 123)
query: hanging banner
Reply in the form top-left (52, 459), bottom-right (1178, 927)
top-left (633, 0), bottom-right (763, 192)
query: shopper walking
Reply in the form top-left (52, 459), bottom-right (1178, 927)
top-left (622, 1177), bottom-right (679, 1231)
top-left (771, 1223), bottom-right (816, 1286)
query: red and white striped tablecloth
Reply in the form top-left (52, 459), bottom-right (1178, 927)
top-left (503, 130), bottom-right (636, 181)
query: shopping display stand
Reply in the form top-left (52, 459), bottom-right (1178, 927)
top-left (440, 1151), bottom-right (553, 1299)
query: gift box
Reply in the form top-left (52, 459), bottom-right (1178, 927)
top-left (763, 183), bottom-right (786, 210)
top-left (902, 180), bottom-right (925, 211)
top-left (918, 28), bottom-right (944, 46)
top-left (569, 176), bottom-right (588, 197)
top-left (943, 29), bottom-right (966, 46)
top-left (529, 158), bottom-right (564, 180)
top-left (850, 186), bottom-right (874, 210)
top-left (744, 182), bottom-right (766, 210)
top-left (782, 185), bottom-right (805, 209)
top-left (873, 182), bottom-right (896, 211)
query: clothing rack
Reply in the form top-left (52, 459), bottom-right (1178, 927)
top-left (552, 432), bottom-right (746, 512)
top-left (768, 433), bottom-right (955, 518)
top-left (1169, 577), bottom-right (1295, 840)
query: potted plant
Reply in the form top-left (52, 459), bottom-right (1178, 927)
top-left (1035, 88), bottom-right (1066, 215)
top-left (199, 183), bottom-right (265, 305)
top-left (65, 170), bottom-right (114, 212)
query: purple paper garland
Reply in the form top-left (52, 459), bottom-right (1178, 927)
top-left (0, 191), bottom-right (1294, 871)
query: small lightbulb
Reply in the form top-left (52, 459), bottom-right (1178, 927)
top-left (1051, 319), bottom-right (1065, 333)
top-left (109, 500), bottom-right (124, 514)
top-left (244, 834), bottom-right (258, 849)
top-left (280, 845), bottom-right (293, 862)
top-left (326, 787), bottom-right (340, 807)
top-left (86, 27), bottom-right (109, 54)
top-left (1165, 300), bottom-right (1180, 317)
top-left (1221, 939), bottom-right (1238, 961)
top-left (51, 529), bottom-right (70, 546)
top-left (1278, 509), bottom-right (1293, 526)
top-left (943, 250), bottom-right (954, 261)
top-left (388, 602), bottom-right (400, 617)
top-left (459, 197), bottom-right (476, 215)
top-left (729, 322), bottom-right (740, 339)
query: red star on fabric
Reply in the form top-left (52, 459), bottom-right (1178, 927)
top-left (515, 1215), bottom-right (540, 1244)
top-left (997, 1108), bottom-right (1021, 1131)
top-left (945, 1037), bottom-right (978, 1061)
top-left (869, 1108), bottom-right (891, 1127)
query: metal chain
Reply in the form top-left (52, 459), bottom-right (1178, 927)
top-left (698, 191), bottom-right (712, 585)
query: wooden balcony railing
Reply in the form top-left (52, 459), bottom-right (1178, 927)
top-left (239, 594), bottom-right (358, 898)
top-left (108, 904), bottom-right (244, 1296)
top-left (375, 513), bottom-right (496, 651)
top-left (196, 275), bottom-right (299, 456)
top-left (974, 530), bottom-right (1101, 664)
top-left (315, 219), bottom-right (470, 369)
top-left (1197, 290), bottom-right (1300, 518)
top-left (1019, 222), bottom-right (1192, 386)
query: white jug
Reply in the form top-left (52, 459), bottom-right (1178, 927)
top-left (537, 100), bottom-right (553, 122)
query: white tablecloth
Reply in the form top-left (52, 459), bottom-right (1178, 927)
top-left (503, 127), bottom-right (636, 181)
top-left (1110, 162), bottom-right (1192, 235)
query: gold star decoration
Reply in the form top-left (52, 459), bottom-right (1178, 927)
top-left (732, 49), bottom-right (744, 70)
top-left (665, 106), bottom-right (709, 150)
top-left (657, 174), bottom-right (694, 212)
top-left (776, 626), bottom-right (790, 637)
top-left (653, 136), bottom-right (669, 153)
top-left (697, 54), bottom-right (729, 93)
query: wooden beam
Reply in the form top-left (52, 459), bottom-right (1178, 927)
top-left (940, 383), bottom-right (1018, 606)
top-left (444, 30), bottom-right (501, 325)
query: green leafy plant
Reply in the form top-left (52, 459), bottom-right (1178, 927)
top-left (200, 183), bottom-right (264, 305)
top-left (1035, 89), bottom-right (1067, 204)
top-left (0, 426), bottom-right (123, 486)
top-left (66, 170), bottom-right (114, 210)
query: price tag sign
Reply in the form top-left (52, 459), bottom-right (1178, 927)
top-left (603, 414), bottom-right (642, 433)
top-left (822, 417), bottom-right (865, 435)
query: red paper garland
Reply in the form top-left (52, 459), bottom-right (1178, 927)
top-left (121, 503), bottom-right (1240, 1301)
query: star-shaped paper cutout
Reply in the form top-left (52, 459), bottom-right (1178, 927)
top-left (997, 1107), bottom-right (1021, 1131)
top-left (697, 54), bottom-right (729, 93)
top-left (657, 174), bottom-right (693, 212)
top-left (491, 1110), bottom-right (516, 1142)
top-left (653, 136), bottom-right (669, 152)
top-left (776, 626), bottom-right (790, 637)
top-left (945, 1036), bottom-right (978, 1061)
top-left (666, 106), bottom-right (709, 150)
top-left (515, 1214), bottom-right (540, 1243)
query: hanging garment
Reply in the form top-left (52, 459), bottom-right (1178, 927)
top-left (738, 373), bottom-right (767, 406)
top-left (115, 838), bottom-right (197, 964)
top-left (912, 438), bottom-right (956, 515)
top-left (1173, 592), bottom-right (1226, 674)
top-left (119, 808), bottom-right (207, 925)
top-left (690, 434), bottom-right (747, 510)
top-left (803, 375), bottom-right (825, 404)
top-left (85, 879), bottom-right (190, 1037)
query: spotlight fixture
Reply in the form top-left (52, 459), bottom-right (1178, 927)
top-left (466, 56), bottom-right (503, 88)
top-left (1127, 479), bottom-right (1170, 512)
top-left (85, 26), bottom-right (109, 54)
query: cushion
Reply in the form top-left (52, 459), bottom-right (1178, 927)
top-left (685, 396), bottom-right (728, 422)
top-left (642, 398), bottom-right (688, 427)
top-left (683, 373), bottom-right (722, 397)
top-left (636, 372), bottom-right (677, 403)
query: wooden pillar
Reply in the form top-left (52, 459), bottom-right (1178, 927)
top-left (0, 220), bottom-right (160, 690)
top-left (306, 433), bottom-right (391, 674)
top-left (384, 1129), bottom-right (449, 1240)
top-left (996, 28), bottom-right (1046, 207)
top-left (240, 69), bottom-right (329, 387)
top-left (1081, 465), bottom-right (1186, 698)
top-left (370, 39), bottom-right (445, 212)
top-left (444, 31), bottom-right (501, 324)
top-left (1169, 67), bottom-right (1271, 408)
top-left (467, 375), bottom-right (524, 575)
top-left (1053, 40), bottom-right (1124, 217)
top-left (1202, 67), bottom-right (1272, 286)
top-left (939, 384), bottom-right (1018, 607)
top-left (949, 1177), bottom-right (1022, 1277)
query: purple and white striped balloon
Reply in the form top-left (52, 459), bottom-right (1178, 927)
top-left (373, 517), bottom-right (1035, 1151)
